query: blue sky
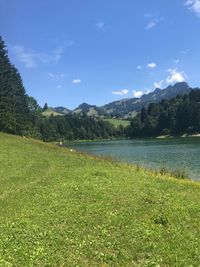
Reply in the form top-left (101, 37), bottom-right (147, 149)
top-left (1, 0), bottom-right (200, 109)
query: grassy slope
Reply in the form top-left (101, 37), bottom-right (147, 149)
top-left (0, 133), bottom-right (200, 266)
top-left (103, 118), bottom-right (130, 127)
top-left (42, 108), bottom-right (63, 117)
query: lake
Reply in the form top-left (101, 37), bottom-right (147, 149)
top-left (66, 138), bottom-right (200, 181)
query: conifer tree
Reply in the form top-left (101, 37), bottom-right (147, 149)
top-left (0, 36), bottom-right (30, 134)
top-left (43, 103), bottom-right (48, 111)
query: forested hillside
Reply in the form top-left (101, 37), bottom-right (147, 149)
top-left (73, 82), bottom-right (193, 119)
top-left (128, 90), bottom-right (200, 137)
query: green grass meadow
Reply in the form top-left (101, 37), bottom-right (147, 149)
top-left (42, 108), bottom-right (63, 117)
top-left (0, 132), bottom-right (200, 266)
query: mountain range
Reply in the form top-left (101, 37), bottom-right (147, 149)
top-left (46, 82), bottom-right (199, 119)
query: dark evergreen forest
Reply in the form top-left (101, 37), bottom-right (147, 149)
top-left (128, 90), bottom-right (200, 137)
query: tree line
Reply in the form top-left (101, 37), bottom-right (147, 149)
top-left (29, 101), bottom-right (125, 141)
top-left (128, 90), bottom-right (200, 137)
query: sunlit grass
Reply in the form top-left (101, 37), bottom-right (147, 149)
top-left (42, 108), bottom-right (63, 117)
top-left (0, 132), bottom-right (200, 266)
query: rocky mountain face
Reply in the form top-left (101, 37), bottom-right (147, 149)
top-left (101, 82), bottom-right (193, 118)
top-left (52, 82), bottom-right (197, 118)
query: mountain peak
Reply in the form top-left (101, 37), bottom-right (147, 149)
top-left (76, 102), bottom-right (91, 109)
top-left (100, 82), bottom-right (194, 118)
top-left (166, 82), bottom-right (189, 90)
top-left (51, 82), bottom-right (198, 119)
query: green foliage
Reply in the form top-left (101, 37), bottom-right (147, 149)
top-left (34, 113), bottom-right (125, 141)
top-left (0, 132), bottom-right (200, 266)
top-left (129, 90), bottom-right (200, 137)
top-left (103, 118), bottom-right (130, 127)
top-left (154, 214), bottom-right (169, 226)
top-left (159, 167), bottom-right (188, 180)
top-left (43, 102), bottom-right (48, 111)
top-left (170, 169), bottom-right (188, 180)
top-left (0, 36), bottom-right (31, 135)
top-left (26, 96), bottom-right (42, 115)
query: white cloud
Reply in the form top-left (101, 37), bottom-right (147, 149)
top-left (145, 16), bottom-right (163, 30)
top-left (53, 47), bottom-right (64, 62)
top-left (12, 45), bottom-right (39, 68)
top-left (95, 21), bottom-right (109, 32)
top-left (174, 59), bottom-right (180, 64)
top-left (12, 45), bottom-right (65, 68)
top-left (112, 89), bottom-right (129, 95)
top-left (48, 72), bottom-right (66, 80)
top-left (96, 21), bottom-right (108, 31)
top-left (147, 62), bottom-right (157, 68)
top-left (11, 41), bottom-right (73, 68)
top-left (166, 69), bottom-right (186, 83)
top-left (132, 90), bottom-right (144, 98)
top-left (181, 49), bottom-right (190, 55)
top-left (146, 21), bottom-right (157, 30)
top-left (185, 0), bottom-right (200, 16)
top-left (48, 72), bottom-right (54, 78)
top-left (166, 68), bottom-right (173, 72)
top-left (96, 22), bottom-right (105, 29)
top-left (145, 88), bottom-right (153, 94)
top-left (154, 80), bottom-right (164, 89)
top-left (73, 79), bottom-right (82, 84)
top-left (137, 65), bottom-right (142, 70)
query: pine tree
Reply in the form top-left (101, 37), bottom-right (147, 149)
top-left (0, 36), bottom-right (31, 134)
top-left (43, 103), bottom-right (48, 111)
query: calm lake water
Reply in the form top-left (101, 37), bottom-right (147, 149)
top-left (66, 138), bottom-right (200, 181)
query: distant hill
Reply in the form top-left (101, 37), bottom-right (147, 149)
top-left (42, 107), bottom-right (71, 117)
top-left (42, 108), bottom-right (64, 117)
top-left (101, 82), bottom-right (193, 118)
top-left (101, 98), bottom-right (138, 118)
top-left (73, 103), bottom-right (105, 117)
top-left (45, 82), bottom-right (199, 119)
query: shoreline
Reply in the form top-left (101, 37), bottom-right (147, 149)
top-left (62, 136), bottom-right (200, 182)
top-left (62, 146), bottom-right (197, 183)
top-left (61, 133), bottom-right (200, 144)
top-left (62, 133), bottom-right (200, 144)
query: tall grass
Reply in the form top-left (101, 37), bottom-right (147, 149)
top-left (159, 166), bottom-right (188, 179)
